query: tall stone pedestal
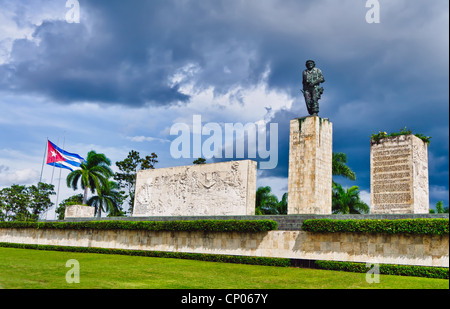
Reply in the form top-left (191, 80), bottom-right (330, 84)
top-left (370, 135), bottom-right (429, 214)
top-left (288, 116), bottom-right (333, 214)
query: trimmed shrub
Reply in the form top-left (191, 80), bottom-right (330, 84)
top-left (0, 219), bottom-right (278, 233)
top-left (302, 219), bottom-right (449, 236)
top-left (314, 260), bottom-right (449, 279)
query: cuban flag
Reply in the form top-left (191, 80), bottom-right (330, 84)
top-left (46, 140), bottom-right (85, 172)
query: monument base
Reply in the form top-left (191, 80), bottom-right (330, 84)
top-left (288, 116), bottom-right (332, 214)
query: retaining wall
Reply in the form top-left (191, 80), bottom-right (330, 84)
top-left (1, 215), bottom-right (448, 268)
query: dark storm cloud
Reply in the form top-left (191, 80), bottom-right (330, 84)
top-left (2, 0), bottom-right (447, 109)
top-left (1, 17), bottom-right (191, 105)
top-left (0, 0), bottom-right (270, 105)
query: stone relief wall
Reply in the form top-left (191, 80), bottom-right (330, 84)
top-left (133, 160), bottom-right (257, 216)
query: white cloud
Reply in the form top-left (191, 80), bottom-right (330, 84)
top-left (0, 167), bottom-right (40, 187)
top-left (359, 190), bottom-right (371, 208)
top-left (0, 0), bottom-right (68, 64)
top-left (170, 67), bottom-right (293, 125)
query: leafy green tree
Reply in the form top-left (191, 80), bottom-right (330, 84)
top-left (88, 180), bottom-right (124, 218)
top-left (0, 191), bottom-right (5, 221)
top-left (28, 182), bottom-right (56, 220)
top-left (0, 185), bottom-right (29, 221)
top-left (55, 194), bottom-right (84, 220)
top-left (0, 183), bottom-right (55, 221)
top-left (193, 158), bottom-right (206, 164)
top-left (66, 151), bottom-right (113, 205)
top-left (114, 150), bottom-right (158, 216)
top-left (430, 201), bottom-right (449, 214)
top-left (140, 153), bottom-right (159, 170)
top-left (332, 183), bottom-right (369, 214)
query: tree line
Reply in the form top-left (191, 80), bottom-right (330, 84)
top-left (60, 150), bottom-right (158, 219)
top-left (0, 150), bottom-right (158, 221)
top-left (0, 183), bottom-right (55, 221)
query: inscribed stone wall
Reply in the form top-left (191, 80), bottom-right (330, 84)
top-left (288, 116), bottom-right (332, 214)
top-left (371, 135), bottom-right (429, 214)
top-left (133, 160), bottom-right (257, 216)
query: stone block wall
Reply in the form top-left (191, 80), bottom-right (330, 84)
top-left (1, 225), bottom-right (447, 267)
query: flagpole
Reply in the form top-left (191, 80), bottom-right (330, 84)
top-left (50, 136), bottom-right (60, 185)
top-left (39, 138), bottom-right (48, 184)
top-left (40, 137), bottom-right (49, 221)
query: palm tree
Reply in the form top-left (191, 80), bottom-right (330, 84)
top-left (256, 186), bottom-right (284, 215)
top-left (87, 180), bottom-right (123, 217)
top-left (278, 193), bottom-right (288, 215)
top-left (256, 186), bottom-right (278, 215)
top-left (66, 151), bottom-right (113, 205)
top-left (332, 152), bottom-right (356, 181)
top-left (332, 183), bottom-right (369, 214)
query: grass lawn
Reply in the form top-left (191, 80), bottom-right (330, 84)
top-left (0, 247), bottom-right (448, 289)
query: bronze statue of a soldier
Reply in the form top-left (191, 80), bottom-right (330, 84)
top-left (302, 60), bottom-right (325, 116)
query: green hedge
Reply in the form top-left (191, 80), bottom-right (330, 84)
top-left (0, 219), bottom-right (278, 233)
top-left (315, 260), bottom-right (449, 280)
top-left (302, 219), bottom-right (449, 235)
top-left (0, 242), bottom-right (290, 267)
